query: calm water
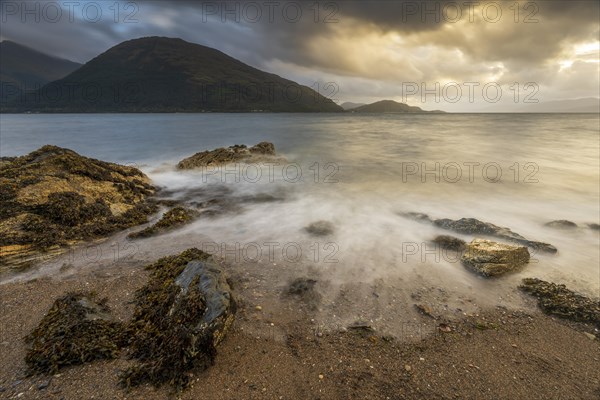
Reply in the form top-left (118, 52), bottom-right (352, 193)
top-left (1, 113), bottom-right (599, 303)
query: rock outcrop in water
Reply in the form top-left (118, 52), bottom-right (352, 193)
top-left (128, 206), bottom-right (198, 239)
top-left (0, 145), bottom-right (157, 271)
top-left (519, 278), bottom-right (600, 328)
top-left (304, 220), bottom-right (335, 237)
top-left (432, 235), bottom-right (466, 251)
top-left (177, 142), bottom-right (282, 169)
top-left (544, 220), bottom-right (578, 229)
top-left (402, 213), bottom-right (557, 254)
top-left (461, 239), bottom-right (530, 277)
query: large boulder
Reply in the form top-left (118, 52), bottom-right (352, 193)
top-left (0, 145), bottom-right (157, 270)
top-left (461, 239), bottom-right (530, 277)
top-left (176, 141), bottom-right (282, 169)
top-left (122, 248), bottom-right (235, 389)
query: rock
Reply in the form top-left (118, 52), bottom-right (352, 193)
top-left (0, 145), bottom-right (157, 271)
top-left (588, 223), bottom-right (600, 231)
top-left (24, 292), bottom-right (124, 375)
top-left (304, 220), bottom-right (334, 237)
top-left (176, 142), bottom-right (283, 169)
top-left (432, 235), bottom-right (466, 251)
top-left (249, 142), bottom-right (275, 155)
top-left (519, 278), bottom-right (600, 328)
top-left (583, 332), bottom-right (596, 340)
top-left (415, 303), bottom-right (435, 318)
top-left (122, 248), bottom-right (236, 389)
top-left (128, 206), bottom-right (197, 239)
top-left (545, 220), bottom-right (578, 229)
top-left (461, 239), bottom-right (530, 277)
top-left (37, 380), bottom-right (50, 390)
top-left (400, 212), bottom-right (433, 223)
top-left (286, 278), bottom-right (321, 307)
top-left (432, 217), bottom-right (557, 254)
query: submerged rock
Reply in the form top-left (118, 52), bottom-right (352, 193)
top-left (432, 235), bottom-right (466, 251)
top-left (286, 277), bottom-right (321, 308)
top-left (122, 248), bottom-right (235, 389)
top-left (304, 220), bottom-right (335, 237)
top-left (519, 278), bottom-right (600, 328)
top-left (0, 145), bottom-right (156, 270)
top-left (128, 206), bottom-right (197, 239)
top-left (587, 223), bottom-right (600, 231)
top-left (176, 142), bottom-right (282, 169)
top-left (461, 239), bottom-right (530, 277)
top-left (431, 217), bottom-right (557, 254)
top-left (545, 220), bottom-right (578, 229)
top-left (24, 292), bottom-right (124, 375)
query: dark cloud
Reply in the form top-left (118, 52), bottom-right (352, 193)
top-left (1, 0), bottom-right (598, 108)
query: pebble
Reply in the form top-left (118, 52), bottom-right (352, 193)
top-left (255, 305), bottom-right (262, 311)
top-left (404, 365), bottom-right (412, 372)
top-left (318, 374), bottom-right (324, 380)
top-left (583, 332), bottom-right (596, 340)
top-left (37, 380), bottom-right (50, 390)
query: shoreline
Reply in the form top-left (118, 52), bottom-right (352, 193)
top-left (1, 254), bottom-right (599, 399)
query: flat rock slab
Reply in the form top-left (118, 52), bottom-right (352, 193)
top-left (461, 239), bottom-right (530, 277)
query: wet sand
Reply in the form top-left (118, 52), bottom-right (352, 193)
top-left (1, 253), bottom-right (599, 400)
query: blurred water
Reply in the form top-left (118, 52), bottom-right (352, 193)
top-left (2, 113), bottom-right (599, 300)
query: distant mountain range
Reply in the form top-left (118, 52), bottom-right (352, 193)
top-left (2, 37), bottom-right (342, 112)
top-left (0, 41), bottom-right (81, 103)
top-left (340, 102), bottom-right (366, 110)
top-left (349, 100), bottom-right (444, 113)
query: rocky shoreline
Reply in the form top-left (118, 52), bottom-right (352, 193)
top-left (1, 144), bottom-right (599, 398)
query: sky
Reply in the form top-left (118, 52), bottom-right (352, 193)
top-left (1, 0), bottom-right (599, 111)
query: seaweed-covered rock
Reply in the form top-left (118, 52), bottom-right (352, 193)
top-left (519, 278), bottom-right (600, 327)
top-left (176, 142), bottom-right (282, 169)
top-left (128, 207), bottom-right (197, 239)
top-left (0, 145), bottom-right (157, 270)
top-left (122, 248), bottom-right (235, 389)
top-left (461, 239), bottom-right (530, 277)
top-left (432, 217), bottom-right (557, 254)
top-left (545, 220), bottom-right (578, 229)
top-left (25, 292), bottom-right (124, 374)
top-left (304, 220), bottom-right (335, 237)
top-left (432, 235), bottom-right (466, 251)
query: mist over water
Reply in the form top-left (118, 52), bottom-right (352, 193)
top-left (2, 113), bottom-right (599, 331)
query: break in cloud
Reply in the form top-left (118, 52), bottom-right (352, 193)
top-left (1, 0), bottom-right (599, 111)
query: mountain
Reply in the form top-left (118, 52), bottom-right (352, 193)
top-left (0, 40), bottom-right (82, 103)
top-left (4, 37), bottom-right (342, 113)
top-left (340, 101), bottom-right (366, 110)
top-left (350, 100), bottom-right (444, 113)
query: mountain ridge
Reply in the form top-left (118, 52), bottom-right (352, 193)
top-left (3, 37), bottom-right (342, 113)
